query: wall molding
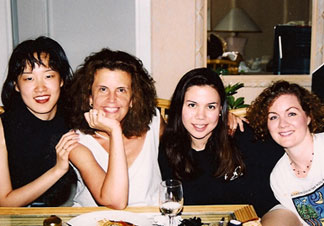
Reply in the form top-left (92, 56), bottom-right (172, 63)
top-left (0, 0), bottom-right (12, 88)
top-left (135, 0), bottom-right (151, 73)
top-left (195, 0), bottom-right (206, 67)
top-left (222, 75), bottom-right (311, 88)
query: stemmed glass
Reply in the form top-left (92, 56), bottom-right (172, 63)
top-left (159, 179), bottom-right (184, 226)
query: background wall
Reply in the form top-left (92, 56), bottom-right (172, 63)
top-left (13, 0), bottom-right (136, 71)
top-left (1, 0), bottom-right (318, 106)
top-left (151, 0), bottom-right (198, 100)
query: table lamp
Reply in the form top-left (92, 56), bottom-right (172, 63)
top-left (213, 0), bottom-right (261, 55)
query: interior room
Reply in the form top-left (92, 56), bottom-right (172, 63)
top-left (1, 1), bottom-right (324, 225)
top-left (208, 0), bottom-right (311, 75)
top-left (0, 0), bottom-right (323, 104)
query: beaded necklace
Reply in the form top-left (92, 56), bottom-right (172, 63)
top-left (289, 151), bottom-right (314, 175)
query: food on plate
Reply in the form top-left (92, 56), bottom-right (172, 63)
top-left (97, 219), bottom-right (136, 226)
top-left (179, 217), bottom-right (203, 225)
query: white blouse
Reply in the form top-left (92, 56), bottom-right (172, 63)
top-left (72, 108), bottom-right (162, 206)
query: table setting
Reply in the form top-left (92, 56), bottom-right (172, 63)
top-left (0, 180), bottom-right (259, 226)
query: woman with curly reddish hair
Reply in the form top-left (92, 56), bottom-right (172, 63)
top-left (247, 80), bottom-right (324, 225)
top-left (67, 48), bottom-right (164, 208)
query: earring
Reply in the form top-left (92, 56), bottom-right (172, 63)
top-left (89, 103), bottom-right (93, 108)
top-left (219, 113), bottom-right (222, 116)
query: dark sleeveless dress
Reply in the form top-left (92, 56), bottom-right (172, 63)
top-left (1, 97), bottom-right (76, 206)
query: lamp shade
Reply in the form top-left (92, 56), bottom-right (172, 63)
top-left (213, 7), bottom-right (261, 33)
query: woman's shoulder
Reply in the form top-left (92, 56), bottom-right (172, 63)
top-left (151, 108), bottom-right (161, 124)
top-left (314, 133), bottom-right (324, 156)
top-left (69, 141), bottom-right (98, 164)
top-left (147, 108), bottom-right (161, 135)
top-left (314, 132), bottom-right (324, 142)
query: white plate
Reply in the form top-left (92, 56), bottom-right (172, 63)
top-left (67, 210), bottom-right (151, 226)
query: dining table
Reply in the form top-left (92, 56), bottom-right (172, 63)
top-left (0, 204), bottom-right (259, 226)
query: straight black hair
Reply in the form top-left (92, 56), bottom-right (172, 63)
top-left (2, 36), bottom-right (72, 110)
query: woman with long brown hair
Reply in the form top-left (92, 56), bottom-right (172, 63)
top-left (159, 68), bottom-right (245, 203)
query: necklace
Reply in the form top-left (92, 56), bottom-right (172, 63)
top-left (94, 131), bottom-right (109, 140)
top-left (289, 151), bottom-right (314, 175)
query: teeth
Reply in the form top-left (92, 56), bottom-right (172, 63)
top-left (194, 124), bottom-right (205, 129)
top-left (104, 107), bottom-right (118, 113)
top-left (279, 131), bottom-right (293, 136)
top-left (35, 96), bottom-right (49, 100)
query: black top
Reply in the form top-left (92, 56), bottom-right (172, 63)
top-left (158, 124), bottom-right (284, 217)
top-left (1, 97), bottom-right (76, 206)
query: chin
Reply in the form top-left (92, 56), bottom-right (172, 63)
top-left (191, 133), bottom-right (210, 140)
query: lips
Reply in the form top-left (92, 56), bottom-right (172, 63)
top-left (279, 130), bottom-right (293, 137)
top-left (34, 95), bottom-right (50, 103)
top-left (192, 124), bottom-right (207, 131)
top-left (103, 107), bottom-right (119, 113)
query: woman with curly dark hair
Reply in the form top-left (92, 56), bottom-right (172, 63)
top-left (67, 48), bottom-right (164, 208)
top-left (247, 80), bottom-right (324, 225)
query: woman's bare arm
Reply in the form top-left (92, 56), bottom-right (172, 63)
top-left (70, 109), bottom-right (129, 209)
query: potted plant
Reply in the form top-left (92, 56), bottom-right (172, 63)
top-left (225, 82), bottom-right (249, 110)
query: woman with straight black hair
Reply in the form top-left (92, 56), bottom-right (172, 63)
top-left (0, 36), bottom-right (78, 207)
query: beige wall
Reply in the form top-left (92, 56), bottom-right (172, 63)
top-left (151, 0), bottom-right (196, 100)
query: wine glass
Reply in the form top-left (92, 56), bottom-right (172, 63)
top-left (159, 179), bottom-right (184, 226)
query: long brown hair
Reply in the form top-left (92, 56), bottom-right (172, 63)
top-left (159, 68), bottom-right (245, 180)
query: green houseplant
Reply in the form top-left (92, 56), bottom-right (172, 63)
top-left (225, 82), bottom-right (249, 110)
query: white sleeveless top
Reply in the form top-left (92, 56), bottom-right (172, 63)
top-left (72, 108), bottom-right (162, 206)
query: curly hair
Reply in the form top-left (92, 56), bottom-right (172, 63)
top-left (67, 48), bottom-right (157, 138)
top-left (2, 36), bottom-right (73, 111)
top-left (159, 68), bottom-right (245, 180)
top-left (247, 80), bottom-right (324, 140)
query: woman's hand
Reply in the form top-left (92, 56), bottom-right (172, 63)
top-left (84, 109), bottom-right (121, 135)
top-left (228, 112), bottom-right (249, 136)
top-left (55, 130), bottom-right (79, 172)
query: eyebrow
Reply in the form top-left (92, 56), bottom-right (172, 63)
top-left (185, 100), bottom-right (218, 105)
top-left (22, 69), bottom-right (54, 74)
top-left (268, 106), bottom-right (299, 115)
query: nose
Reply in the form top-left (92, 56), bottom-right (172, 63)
top-left (195, 107), bottom-right (205, 119)
top-left (34, 78), bottom-right (47, 93)
top-left (278, 117), bottom-right (289, 128)
top-left (107, 91), bottom-right (116, 102)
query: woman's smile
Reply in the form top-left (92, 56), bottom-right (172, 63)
top-left (182, 85), bottom-right (221, 149)
top-left (192, 123), bottom-right (208, 132)
top-left (34, 95), bottom-right (50, 104)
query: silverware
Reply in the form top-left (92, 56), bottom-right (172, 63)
top-left (218, 217), bottom-right (225, 226)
